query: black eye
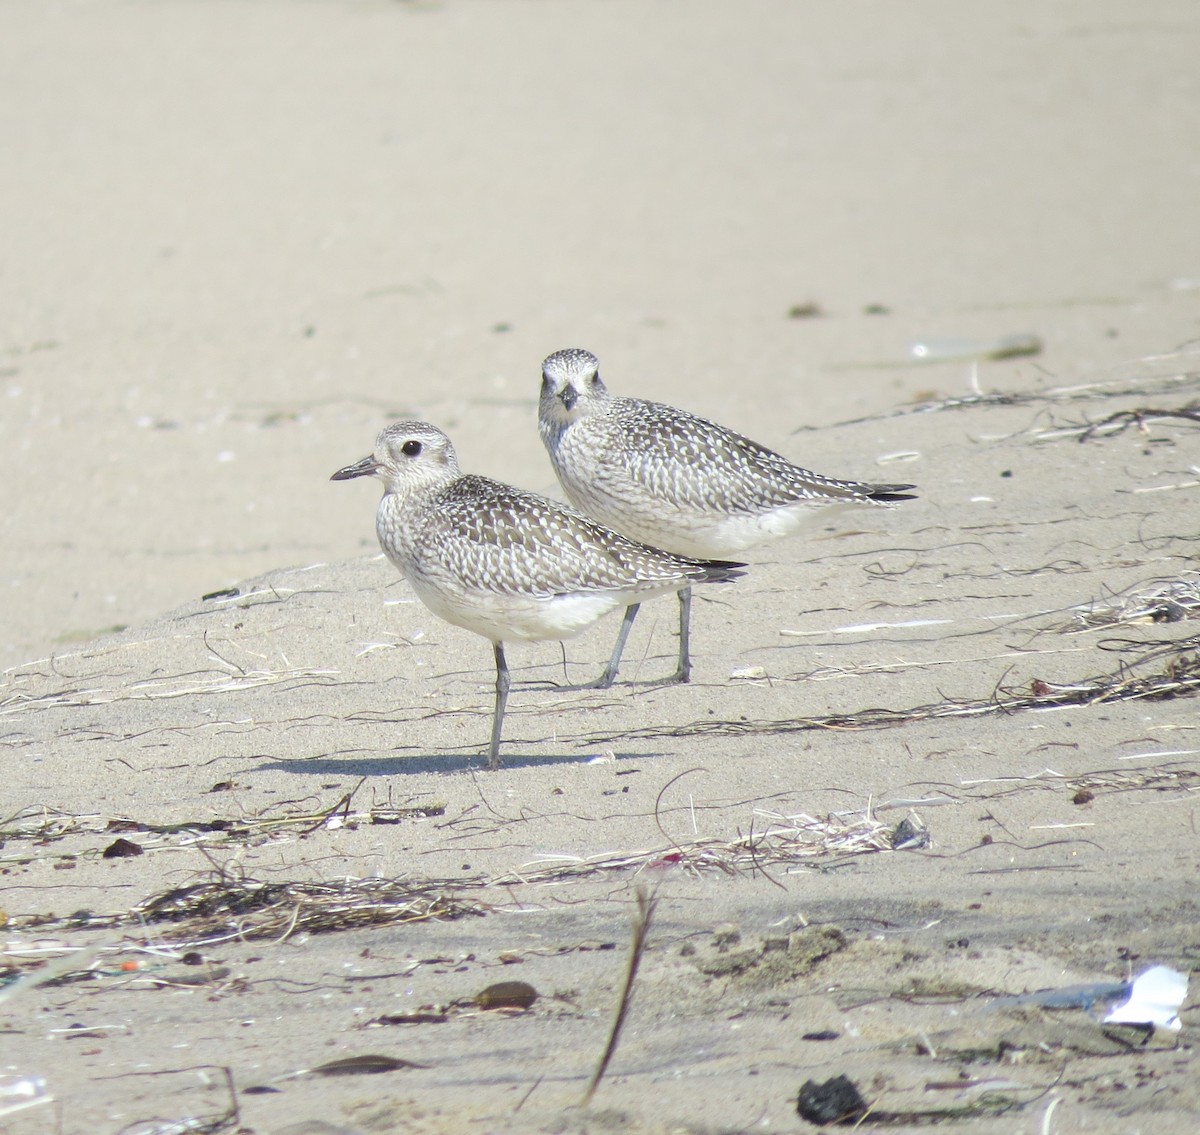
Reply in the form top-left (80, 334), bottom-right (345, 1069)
top-left (401, 439), bottom-right (422, 457)
top-left (590, 371), bottom-right (600, 385)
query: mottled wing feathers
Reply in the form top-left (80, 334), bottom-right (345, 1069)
top-left (422, 475), bottom-right (741, 598)
top-left (604, 398), bottom-right (911, 514)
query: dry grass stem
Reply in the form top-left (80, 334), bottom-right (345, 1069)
top-left (581, 886), bottom-right (658, 1107)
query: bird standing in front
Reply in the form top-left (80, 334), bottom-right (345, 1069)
top-left (538, 348), bottom-right (916, 687)
top-left (332, 421), bottom-right (745, 767)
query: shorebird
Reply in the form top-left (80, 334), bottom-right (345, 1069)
top-left (538, 348), bottom-right (916, 686)
top-left (332, 420), bottom-right (745, 767)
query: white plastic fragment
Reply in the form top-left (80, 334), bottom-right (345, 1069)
top-left (909, 333), bottom-right (1042, 363)
top-left (1103, 964), bottom-right (1188, 1032)
top-left (0, 1076), bottom-right (51, 1120)
top-left (729, 666), bottom-right (768, 680)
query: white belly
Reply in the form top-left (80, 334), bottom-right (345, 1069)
top-left (563, 481), bottom-right (850, 559)
top-left (410, 578), bottom-right (629, 644)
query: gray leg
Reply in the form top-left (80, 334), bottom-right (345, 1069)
top-left (488, 641), bottom-right (510, 769)
top-left (671, 586), bottom-right (693, 685)
top-left (587, 590), bottom-right (694, 688)
top-left (583, 602), bottom-right (641, 689)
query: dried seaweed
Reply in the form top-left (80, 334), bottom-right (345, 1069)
top-left (5, 806), bottom-right (905, 939)
top-left (1074, 403), bottom-right (1200, 442)
top-left (0, 796), bottom-right (444, 860)
top-left (495, 806), bottom-right (901, 888)
top-left (131, 876), bottom-right (484, 941)
top-left (4, 874), bottom-right (488, 940)
top-left (1058, 572), bottom-right (1200, 631)
top-left (821, 363), bottom-right (1200, 430)
top-left (1028, 404), bottom-right (1200, 445)
top-left (956, 760), bottom-right (1199, 802)
top-left (585, 634), bottom-right (1200, 742)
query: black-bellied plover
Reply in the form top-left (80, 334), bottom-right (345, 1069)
top-left (332, 421), bottom-right (745, 767)
top-left (538, 348), bottom-right (916, 686)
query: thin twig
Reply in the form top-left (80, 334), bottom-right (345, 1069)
top-left (581, 887), bottom-right (658, 1107)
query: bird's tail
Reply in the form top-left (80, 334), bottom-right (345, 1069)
top-left (867, 483), bottom-right (918, 503)
top-left (695, 559), bottom-right (748, 585)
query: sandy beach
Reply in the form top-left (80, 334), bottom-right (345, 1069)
top-left (3, 3), bottom-right (1199, 1132)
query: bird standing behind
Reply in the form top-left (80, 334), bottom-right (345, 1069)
top-left (538, 348), bottom-right (916, 686)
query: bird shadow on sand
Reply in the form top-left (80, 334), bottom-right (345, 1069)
top-left (249, 746), bottom-right (663, 777)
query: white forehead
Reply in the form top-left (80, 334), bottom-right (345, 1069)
top-left (542, 348), bottom-right (599, 384)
